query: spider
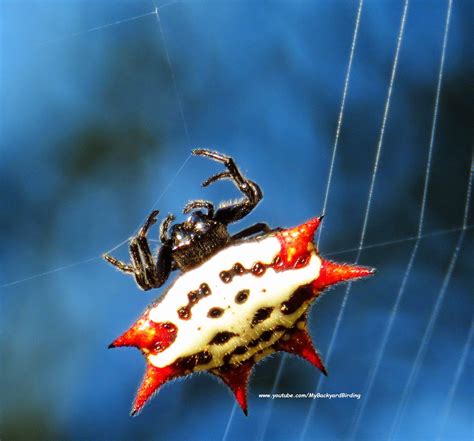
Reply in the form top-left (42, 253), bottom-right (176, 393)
top-left (103, 149), bottom-right (272, 291)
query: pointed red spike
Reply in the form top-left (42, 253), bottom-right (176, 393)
top-left (275, 216), bottom-right (323, 270)
top-left (312, 259), bottom-right (375, 291)
top-left (131, 363), bottom-right (177, 416)
top-left (276, 327), bottom-right (327, 376)
top-left (109, 318), bottom-right (177, 353)
top-left (212, 361), bottom-right (254, 415)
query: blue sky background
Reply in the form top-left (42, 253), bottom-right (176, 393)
top-left (1, 1), bottom-right (472, 440)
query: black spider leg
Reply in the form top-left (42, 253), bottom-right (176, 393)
top-left (102, 211), bottom-right (158, 290)
top-left (182, 200), bottom-right (215, 217)
top-left (153, 214), bottom-right (175, 282)
top-left (231, 222), bottom-right (272, 240)
top-left (102, 254), bottom-right (134, 274)
top-left (128, 241), bottom-right (152, 290)
top-left (160, 213), bottom-right (175, 243)
top-left (130, 211), bottom-right (176, 290)
top-left (103, 210), bottom-right (172, 291)
top-left (129, 210), bottom-right (161, 290)
top-left (192, 149), bottom-right (263, 224)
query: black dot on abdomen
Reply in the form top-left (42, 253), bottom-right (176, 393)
top-left (209, 331), bottom-right (238, 345)
top-left (174, 351), bottom-right (213, 371)
top-left (208, 307), bottom-right (225, 318)
top-left (251, 262), bottom-right (266, 276)
top-left (251, 307), bottom-right (274, 326)
top-left (281, 286), bottom-right (313, 315)
top-left (219, 271), bottom-right (232, 283)
top-left (233, 345), bottom-right (248, 355)
top-left (177, 307), bottom-right (191, 320)
top-left (235, 289), bottom-right (250, 304)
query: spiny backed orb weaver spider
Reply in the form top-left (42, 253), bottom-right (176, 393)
top-left (103, 149), bottom-right (273, 291)
top-left (105, 149), bottom-right (376, 416)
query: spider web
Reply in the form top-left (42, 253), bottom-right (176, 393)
top-left (1, 2), bottom-right (472, 441)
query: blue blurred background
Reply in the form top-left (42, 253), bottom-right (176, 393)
top-left (1, 1), bottom-right (472, 440)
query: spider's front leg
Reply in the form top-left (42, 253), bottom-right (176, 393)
top-left (152, 245), bottom-right (173, 287)
top-left (102, 210), bottom-right (159, 291)
top-left (192, 149), bottom-right (263, 224)
top-left (102, 254), bottom-right (134, 274)
top-left (131, 210), bottom-right (175, 290)
top-left (103, 210), bottom-right (172, 291)
top-left (182, 200), bottom-right (215, 217)
top-left (103, 248), bottom-right (152, 291)
top-left (148, 213), bottom-right (176, 288)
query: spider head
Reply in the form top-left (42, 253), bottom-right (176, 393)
top-left (169, 211), bottom-right (230, 271)
top-left (171, 211), bottom-right (213, 246)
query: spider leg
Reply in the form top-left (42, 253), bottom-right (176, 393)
top-left (183, 200), bottom-right (215, 217)
top-left (103, 210), bottom-right (170, 291)
top-left (132, 239), bottom-right (173, 289)
top-left (125, 210), bottom-right (162, 290)
top-left (139, 210), bottom-right (159, 237)
top-left (201, 171), bottom-right (232, 187)
top-left (133, 209), bottom-right (175, 290)
top-left (192, 149), bottom-right (263, 224)
top-left (159, 214), bottom-right (175, 243)
top-left (154, 244), bottom-right (173, 287)
top-left (130, 240), bottom-right (153, 291)
top-left (193, 149), bottom-right (253, 191)
top-left (102, 254), bottom-right (134, 274)
top-left (231, 222), bottom-right (272, 240)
